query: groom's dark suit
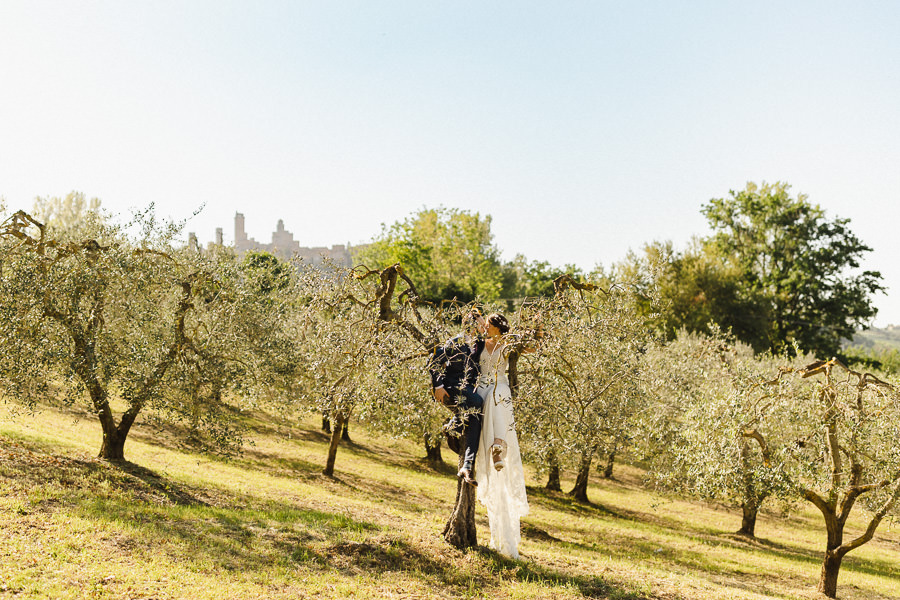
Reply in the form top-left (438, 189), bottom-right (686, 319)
top-left (429, 334), bottom-right (485, 470)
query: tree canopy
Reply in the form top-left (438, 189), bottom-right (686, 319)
top-left (31, 191), bottom-right (104, 235)
top-left (627, 183), bottom-right (883, 358)
top-left (623, 240), bottom-right (770, 351)
top-left (355, 207), bottom-right (504, 303)
top-left (701, 182), bottom-right (883, 357)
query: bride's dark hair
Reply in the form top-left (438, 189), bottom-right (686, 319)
top-left (487, 312), bottom-right (510, 334)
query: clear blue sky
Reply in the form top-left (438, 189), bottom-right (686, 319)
top-left (2, 1), bottom-right (898, 326)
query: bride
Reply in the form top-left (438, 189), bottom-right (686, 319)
top-left (474, 312), bottom-right (529, 559)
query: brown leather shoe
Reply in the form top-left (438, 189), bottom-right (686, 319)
top-left (457, 467), bottom-right (478, 486)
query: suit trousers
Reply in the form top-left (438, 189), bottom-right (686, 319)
top-left (448, 384), bottom-right (484, 469)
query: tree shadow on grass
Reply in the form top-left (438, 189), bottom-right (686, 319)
top-left (73, 484), bottom-right (655, 599)
top-left (223, 446), bottom-right (324, 478)
top-left (399, 455), bottom-right (458, 476)
top-left (521, 522), bottom-right (563, 543)
top-left (324, 538), bottom-right (656, 599)
top-left (526, 485), bottom-right (631, 520)
top-left (0, 435), bottom-right (220, 509)
top-left (75, 493), bottom-right (381, 572)
top-left (477, 547), bottom-right (651, 599)
top-left (1, 435), bottom-right (668, 598)
top-left (528, 485), bottom-right (761, 541)
top-left (8, 433), bottom-right (897, 598)
top-left (318, 469), bottom-right (448, 515)
top-left (529, 503), bottom-right (899, 599)
top-left (114, 460), bottom-right (208, 506)
top-left (527, 495), bottom-right (822, 576)
top-left (720, 532), bottom-right (900, 583)
top-left (128, 417), bottom-right (373, 482)
top-left (522, 482), bottom-right (896, 597)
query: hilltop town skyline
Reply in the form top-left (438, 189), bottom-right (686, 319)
top-left (191, 213), bottom-right (359, 267)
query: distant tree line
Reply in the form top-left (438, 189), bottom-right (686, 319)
top-left (357, 183), bottom-right (885, 362)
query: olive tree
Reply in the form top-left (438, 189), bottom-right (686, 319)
top-left (771, 359), bottom-right (900, 597)
top-left (685, 356), bottom-right (900, 596)
top-left (351, 297), bottom-right (469, 466)
top-left (645, 334), bottom-right (900, 597)
top-left (291, 263), bottom-right (377, 476)
top-left (641, 329), bottom-right (803, 537)
top-left (516, 275), bottom-right (657, 503)
top-left (0, 209), bottom-right (300, 460)
top-left (295, 261), bottom-right (453, 476)
top-left (294, 261), bottom-right (491, 549)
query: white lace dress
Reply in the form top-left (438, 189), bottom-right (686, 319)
top-left (475, 344), bottom-right (529, 559)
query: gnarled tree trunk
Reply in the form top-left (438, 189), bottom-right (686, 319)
top-left (818, 548), bottom-right (845, 598)
top-left (322, 415), bottom-right (350, 441)
top-left (813, 501), bottom-right (851, 598)
top-left (545, 450), bottom-right (562, 491)
top-left (738, 500), bottom-right (758, 537)
top-left (443, 349), bottom-right (524, 547)
top-left (736, 437), bottom-right (769, 537)
top-left (73, 337), bottom-right (139, 461)
top-left (323, 412), bottom-right (347, 477)
top-left (442, 453), bottom-right (477, 549)
top-left (98, 426), bottom-right (126, 460)
top-left (602, 448), bottom-right (616, 479)
top-left (97, 405), bottom-right (141, 460)
top-left (569, 445), bottom-right (597, 503)
top-left (424, 434), bottom-right (443, 464)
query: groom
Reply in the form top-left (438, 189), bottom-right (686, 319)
top-left (429, 311), bottom-right (486, 486)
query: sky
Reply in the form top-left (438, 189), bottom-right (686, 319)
top-left (1, 1), bottom-right (898, 326)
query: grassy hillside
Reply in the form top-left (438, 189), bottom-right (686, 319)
top-left (2, 400), bottom-right (899, 600)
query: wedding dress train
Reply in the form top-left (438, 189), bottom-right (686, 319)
top-left (475, 344), bottom-right (529, 559)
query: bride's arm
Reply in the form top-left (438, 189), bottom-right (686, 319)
top-left (500, 336), bottom-right (535, 358)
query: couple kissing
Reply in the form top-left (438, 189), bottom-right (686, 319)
top-left (429, 310), bottom-right (529, 559)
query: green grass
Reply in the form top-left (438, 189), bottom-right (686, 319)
top-left (2, 401), bottom-right (899, 599)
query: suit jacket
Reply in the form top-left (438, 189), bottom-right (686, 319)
top-left (428, 334), bottom-right (485, 394)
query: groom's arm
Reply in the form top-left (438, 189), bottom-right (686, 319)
top-left (428, 343), bottom-right (448, 390)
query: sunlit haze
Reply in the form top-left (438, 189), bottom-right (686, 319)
top-left (2, 1), bottom-right (898, 326)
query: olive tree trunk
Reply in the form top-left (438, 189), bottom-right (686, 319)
top-left (818, 548), bottom-right (844, 598)
top-left (602, 448), bottom-right (616, 479)
top-left (738, 500), bottom-right (759, 537)
top-left (322, 415), bottom-right (350, 441)
top-left (323, 413), bottom-right (348, 477)
top-left (442, 452), bottom-right (477, 549)
top-left (569, 445), bottom-right (597, 503)
top-left (804, 484), bottom-right (898, 598)
top-left (545, 450), bottom-right (562, 492)
top-left (98, 424), bottom-right (127, 460)
top-left (736, 437), bottom-right (770, 537)
top-left (72, 335), bottom-right (142, 461)
top-left (424, 434), bottom-right (443, 464)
